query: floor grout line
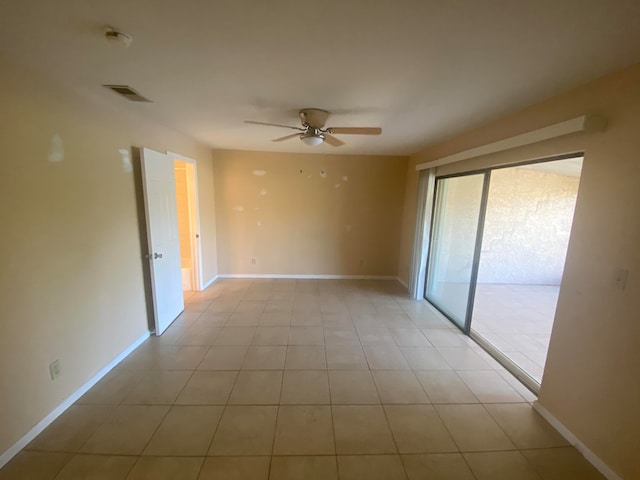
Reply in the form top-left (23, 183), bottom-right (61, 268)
top-left (4, 279), bottom-right (601, 479)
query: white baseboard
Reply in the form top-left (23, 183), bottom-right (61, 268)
top-left (201, 274), bottom-right (219, 290)
top-left (0, 331), bottom-right (150, 469)
top-left (532, 401), bottom-right (622, 480)
top-left (217, 274), bottom-right (399, 280)
top-left (396, 276), bottom-right (409, 289)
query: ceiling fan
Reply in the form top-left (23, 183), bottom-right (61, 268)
top-left (244, 108), bottom-right (382, 147)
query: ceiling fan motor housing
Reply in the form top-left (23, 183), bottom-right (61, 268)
top-left (299, 108), bottom-right (329, 128)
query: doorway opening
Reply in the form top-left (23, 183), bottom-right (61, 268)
top-left (424, 154), bottom-right (583, 390)
top-left (170, 153), bottom-right (202, 292)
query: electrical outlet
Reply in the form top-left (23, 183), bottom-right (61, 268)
top-left (251, 258), bottom-right (256, 265)
top-left (49, 360), bottom-right (60, 381)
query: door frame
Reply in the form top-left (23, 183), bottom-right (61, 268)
top-left (419, 151), bottom-right (584, 329)
top-left (167, 151), bottom-right (204, 291)
top-left (415, 151), bottom-right (585, 391)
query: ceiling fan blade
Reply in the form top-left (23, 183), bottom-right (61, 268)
top-left (327, 127), bottom-right (382, 135)
top-left (272, 133), bottom-right (301, 142)
top-left (323, 134), bottom-right (345, 147)
top-left (244, 120), bottom-right (304, 131)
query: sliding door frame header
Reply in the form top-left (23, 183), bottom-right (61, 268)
top-left (433, 151), bottom-right (584, 181)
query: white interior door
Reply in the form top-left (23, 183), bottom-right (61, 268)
top-left (140, 147), bottom-right (184, 335)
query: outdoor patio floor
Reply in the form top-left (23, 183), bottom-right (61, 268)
top-left (471, 284), bottom-right (559, 383)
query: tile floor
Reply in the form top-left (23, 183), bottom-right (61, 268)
top-left (0, 279), bottom-right (604, 480)
top-left (472, 284), bottom-right (559, 382)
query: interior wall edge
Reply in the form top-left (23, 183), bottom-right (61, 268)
top-left (216, 274), bottom-right (401, 281)
top-left (201, 274), bottom-right (219, 290)
top-left (212, 149), bottom-right (408, 277)
top-left (398, 62), bottom-right (640, 478)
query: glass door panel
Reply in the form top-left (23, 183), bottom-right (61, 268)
top-left (470, 157), bottom-right (583, 386)
top-left (425, 173), bottom-right (486, 330)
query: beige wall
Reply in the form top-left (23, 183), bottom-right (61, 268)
top-left (398, 64), bottom-right (640, 478)
top-left (0, 56), bottom-right (217, 455)
top-left (213, 150), bottom-right (408, 276)
top-left (174, 162), bottom-right (192, 269)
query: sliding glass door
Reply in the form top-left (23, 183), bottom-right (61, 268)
top-left (425, 173), bottom-right (487, 331)
top-left (423, 154), bottom-right (583, 390)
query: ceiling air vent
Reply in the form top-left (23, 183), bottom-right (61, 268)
top-left (103, 85), bottom-right (153, 102)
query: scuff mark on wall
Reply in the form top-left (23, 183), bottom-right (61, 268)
top-left (259, 188), bottom-right (268, 196)
top-left (334, 183), bottom-right (341, 189)
top-left (119, 148), bottom-right (132, 173)
top-left (232, 205), bottom-right (245, 212)
top-left (213, 149), bottom-right (408, 278)
top-left (48, 134), bottom-right (64, 162)
top-left (342, 176), bottom-right (348, 182)
top-left (253, 169), bottom-right (267, 176)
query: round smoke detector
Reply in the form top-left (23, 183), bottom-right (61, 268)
top-left (105, 27), bottom-right (133, 48)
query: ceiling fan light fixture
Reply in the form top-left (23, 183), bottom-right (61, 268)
top-left (300, 133), bottom-right (324, 147)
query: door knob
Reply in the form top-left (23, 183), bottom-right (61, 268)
top-left (154, 253), bottom-right (163, 259)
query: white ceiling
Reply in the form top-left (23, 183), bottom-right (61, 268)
top-left (520, 157), bottom-right (583, 177)
top-left (1, 0), bottom-right (639, 155)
